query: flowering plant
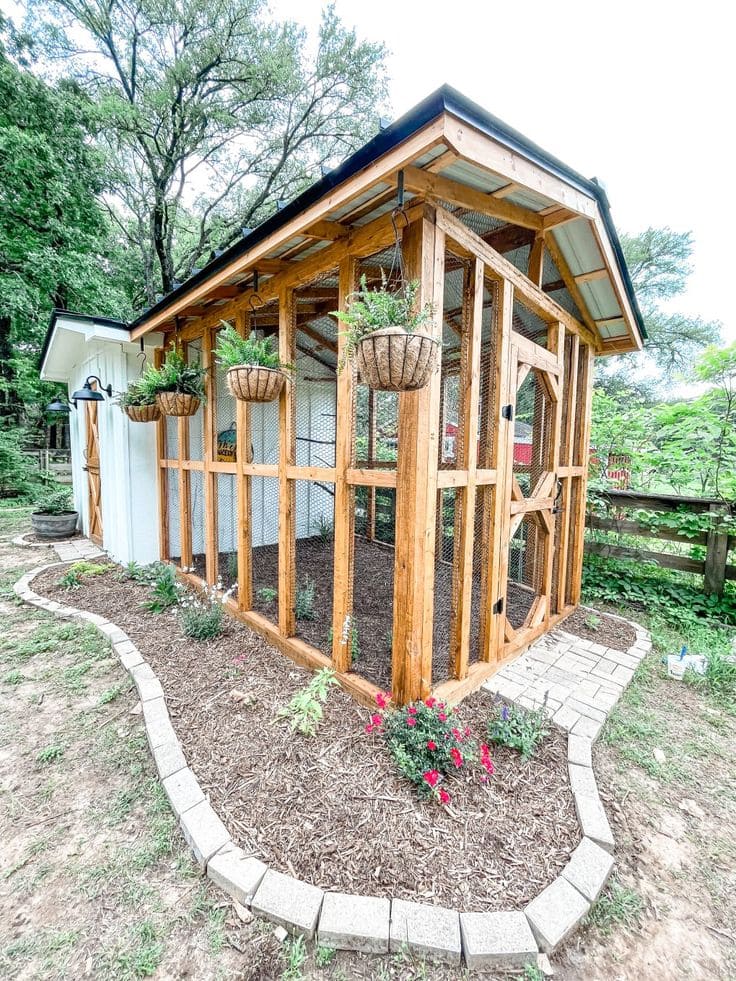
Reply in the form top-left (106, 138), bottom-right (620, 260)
top-left (177, 578), bottom-right (235, 640)
top-left (487, 698), bottom-right (550, 759)
top-left (367, 693), bottom-right (494, 805)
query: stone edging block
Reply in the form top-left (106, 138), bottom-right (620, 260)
top-left (14, 562), bottom-right (653, 966)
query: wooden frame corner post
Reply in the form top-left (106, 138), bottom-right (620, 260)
top-left (278, 288), bottom-right (297, 636)
top-left (235, 309), bottom-right (253, 610)
top-left (392, 212), bottom-right (445, 704)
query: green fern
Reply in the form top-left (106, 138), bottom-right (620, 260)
top-left (214, 324), bottom-right (290, 371)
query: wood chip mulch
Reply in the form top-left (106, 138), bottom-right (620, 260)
top-left (36, 564), bottom-right (585, 911)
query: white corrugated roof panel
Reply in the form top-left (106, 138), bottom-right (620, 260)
top-left (552, 220), bottom-right (604, 277)
top-left (506, 187), bottom-right (556, 212)
top-left (329, 182), bottom-right (392, 221)
top-left (579, 278), bottom-right (621, 321)
top-left (439, 159), bottom-right (509, 193)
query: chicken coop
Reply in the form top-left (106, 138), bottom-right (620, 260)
top-left (41, 86), bottom-right (644, 706)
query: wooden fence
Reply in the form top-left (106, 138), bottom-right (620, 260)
top-left (585, 488), bottom-right (735, 597)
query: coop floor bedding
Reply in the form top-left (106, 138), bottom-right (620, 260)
top-left (37, 563), bottom-right (585, 911)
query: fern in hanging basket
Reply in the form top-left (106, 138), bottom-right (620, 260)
top-left (215, 324), bottom-right (292, 403)
top-left (142, 349), bottom-right (206, 416)
top-left (332, 273), bottom-right (439, 391)
top-left (116, 380), bottom-right (161, 423)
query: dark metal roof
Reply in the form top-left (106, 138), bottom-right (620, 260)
top-left (40, 308), bottom-right (129, 370)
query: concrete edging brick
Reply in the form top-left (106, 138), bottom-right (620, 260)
top-left (14, 562), bottom-right (652, 968)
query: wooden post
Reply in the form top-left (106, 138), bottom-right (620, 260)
top-left (568, 343), bottom-right (594, 605)
top-left (555, 332), bottom-right (579, 611)
top-left (450, 257), bottom-right (483, 679)
top-left (235, 309), bottom-right (253, 610)
top-left (487, 280), bottom-right (515, 660)
top-left (178, 341), bottom-right (193, 569)
top-left (705, 503), bottom-right (729, 597)
top-left (154, 347), bottom-right (168, 561)
top-left (331, 258), bottom-right (358, 671)
top-left (391, 210), bottom-right (445, 703)
top-left (202, 325), bottom-right (218, 585)
top-left (278, 288), bottom-right (296, 636)
top-left (543, 322), bottom-right (564, 626)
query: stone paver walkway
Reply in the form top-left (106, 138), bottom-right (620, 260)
top-left (483, 619), bottom-right (652, 741)
top-left (53, 537), bottom-right (105, 562)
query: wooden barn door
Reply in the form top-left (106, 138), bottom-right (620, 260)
top-left (84, 393), bottom-right (103, 545)
top-left (499, 332), bottom-right (561, 655)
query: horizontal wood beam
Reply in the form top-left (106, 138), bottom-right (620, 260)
top-left (303, 219), bottom-right (349, 241)
top-left (576, 268), bottom-right (608, 284)
top-left (402, 166), bottom-right (544, 231)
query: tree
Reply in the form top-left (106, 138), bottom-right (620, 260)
top-left (595, 226), bottom-right (722, 396)
top-left (30, 0), bottom-right (388, 305)
top-left (0, 16), bottom-right (132, 425)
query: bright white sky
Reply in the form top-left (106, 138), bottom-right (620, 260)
top-left (4, 0), bottom-right (734, 341)
top-left (270, 0), bottom-right (736, 342)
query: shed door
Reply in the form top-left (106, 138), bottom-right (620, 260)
top-left (84, 395), bottom-right (103, 545)
top-left (499, 333), bottom-right (561, 653)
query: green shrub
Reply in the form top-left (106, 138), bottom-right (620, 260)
top-left (487, 700), bottom-right (550, 759)
top-left (0, 425), bottom-right (44, 498)
top-left (58, 561), bottom-right (107, 590)
top-left (178, 582), bottom-right (224, 640)
top-left (142, 564), bottom-right (180, 612)
top-left (34, 488), bottom-right (74, 515)
top-left (295, 575), bottom-right (316, 620)
top-left (277, 668), bottom-right (337, 736)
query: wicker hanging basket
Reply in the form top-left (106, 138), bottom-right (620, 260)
top-left (226, 365), bottom-right (286, 403)
top-left (356, 326), bottom-right (439, 392)
top-left (156, 391), bottom-right (201, 417)
top-left (122, 402), bottom-right (161, 423)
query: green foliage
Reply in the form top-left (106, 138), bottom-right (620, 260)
top-left (333, 273), bottom-right (435, 359)
top-left (313, 513), bottom-right (333, 545)
top-left (57, 560), bottom-right (107, 590)
top-left (177, 582), bottom-right (224, 640)
top-left (117, 379), bottom-right (157, 408)
top-left (36, 744), bottom-right (64, 765)
top-left (257, 586), bottom-right (277, 604)
top-left (0, 425), bottom-right (45, 497)
top-left (214, 325), bottom-right (289, 371)
top-left (486, 700), bottom-right (550, 759)
top-left (33, 488), bottom-right (73, 515)
top-left (277, 667), bottom-right (337, 736)
top-left (142, 564), bottom-right (180, 612)
top-left (382, 699), bottom-right (474, 795)
top-left (583, 613), bottom-right (602, 632)
top-left (689, 649), bottom-right (736, 707)
top-left (140, 349), bottom-right (206, 400)
top-left (314, 944), bottom-right (336, 968)
top-left (295, 575), bottom-right (316, 620)
top-left (281, 934), bottom-right (307, 980)
top-left (585, 879), bottom-right (644, 935)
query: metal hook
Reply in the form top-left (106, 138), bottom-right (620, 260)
top-left (137, 349), bottom-right (148, 375)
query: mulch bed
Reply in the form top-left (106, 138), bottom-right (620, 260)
top-left (35, 562), bottom-right (585, 912)
top-left (563, 605), bottom-right (637, 650)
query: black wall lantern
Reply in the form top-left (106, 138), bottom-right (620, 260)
top-left (46, 396), bottom-right (71, 415)
top-left (70, 375), bottom-right (113, 409)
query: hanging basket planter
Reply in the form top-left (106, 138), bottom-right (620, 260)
top-left (356, 327), bottom-right (440, 392)
top-left (156, 391), bottom-right (201, 417)
top-left (122, 402), bottom-right (161, 423)
top-left (226, 364), bottom-right (287, 403)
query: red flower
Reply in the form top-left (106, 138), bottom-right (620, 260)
top-left (426, 740), bottom-right (437, 751)
top-left (480, 743), bottom-right (495, 775)
top-left (424, 696), bottom-right (437, 708)
top-left (375, 691), bottom-right (392, 709)
top-left (370, 713), bottom-right (383, 727)
top-left (406, 717), bottom-right (417, 727)
top-left (450, 747), bottom-right (463, 768)
top-left (439, 788), bottom-right (451, 805)
top-left (423, 769), bottom-right (440, 789)
top-left (464, 726), bottom-right (471, 736)
top-left (407, 705), bottom-right (418, 715)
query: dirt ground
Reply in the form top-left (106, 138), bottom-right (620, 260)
top-left (1, 507), bottom-right (735, 980)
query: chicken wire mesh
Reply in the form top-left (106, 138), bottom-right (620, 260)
top-left (213, 334), bottom-right (238, 464)
top-left (514, 368), bottom-right (553, 498)
top-left (165, 415), bottom-right (178, 459)
top-left (506, 513), bottom-right (545, 630)
top-left (189, 469), bottom-right (206, 579)
top-left (186, 338), bottom-right (204, 461)
top-left (166, 468), bottom-right (181, 564)
top-left (216, 472), bottom-right (238, 592)
top-left (249, 299), bottom-right (280, 465)
top-left (572, 343), bottom-right (590, 467)
top-left (439, 254), bottom-right (469, 468)
top-left (432, 487), bottom-right (459, 683)
top-left (352, 484), bottom-right (395, 690)
top-left (293, 478), bottom-right (335, 657)
top-left (470, 484), bottom-right (494, 662)
top-left (513, 297), bottom-right (549, 347)
top-left (294, 270), bottom-right (338, 469)
top-left (250, 475), bottom-right (280, 624)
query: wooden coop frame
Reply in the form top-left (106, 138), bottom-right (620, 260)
top-left (131, 87), bottom-right (644, 707)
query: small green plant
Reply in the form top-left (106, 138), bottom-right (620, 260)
top-left (278, 668), bottom-right (338, 736)
top-left (583, 613), bottom-right (602, 632)
top-left (33, 488), bottom-right (74, 515)
top-left (142, 564), bottom-right (180, 612)
top-left (3, 669), bottom-right (24, 685)
top-left (116, 379), bottom-right (157, 408)
top-left (295, 575), bottom-right (316, 620)
top-left (226, 552), bottom-right (238, 585)
top-left (691, 648), bottom-right (736, 704)
top-left (140, 348), bottom-right (206, 399)
top-left (487, 699), bottom-right (550, 759)
top-left (57, 561), bottom-right (107, 590)
top-left (314, 944), bottom-right (336, 968)
top-left (585, 880), bottom-right (644, 935)
top-left (313, 513), bottom-right (333, 545)
top-left (178, 581), bottom-right (225, 640)
top-left (281, 934), bottom-right (307, 980)
top-left (36, 745), bottom-right (64, 765)
top-left (327, 625), bottom-right (360, 663)
top-left (257, 586), bottom-right (278, 604)
top-left (98, 684), bottom-right (125, 705)
top-left (214, 324), bottom-right (291, 371)
top-left (332, 271), bottom-right (435, 361)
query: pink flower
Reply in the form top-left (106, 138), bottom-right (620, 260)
top-left (438, 712), bottom-right (447, 722)
top-left (406, 717), bottom-right (417, 727)
top-left (480, 743), bottom-right (495, 775)
top-left (452, 727), bottom-right (462, 740)
top-left (370, 713), bottom-right (383, 727)
top-left (424, 696), bottom-right (437, 708)
top-left (364, 723), bottom-right (374, 734)
top-left (423, 769), bottom-right (440, 789)
top-left (479, 774), bottom-right (488, 784)
top-left (426, 740), bottom-right (437, 751)
top-left (450, 747), bottom-right (463, 768)
top-left (407, 705), bottom-right (418, 715)
top-left (439, 788), bottom-right (451, 805)
top-left (375, 691), bottom-right (392, 709)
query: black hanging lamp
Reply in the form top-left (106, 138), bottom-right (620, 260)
top-left (70, 375), bottom-right (113, 408)
top-left (46, 396), bottom-right (71, 415)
